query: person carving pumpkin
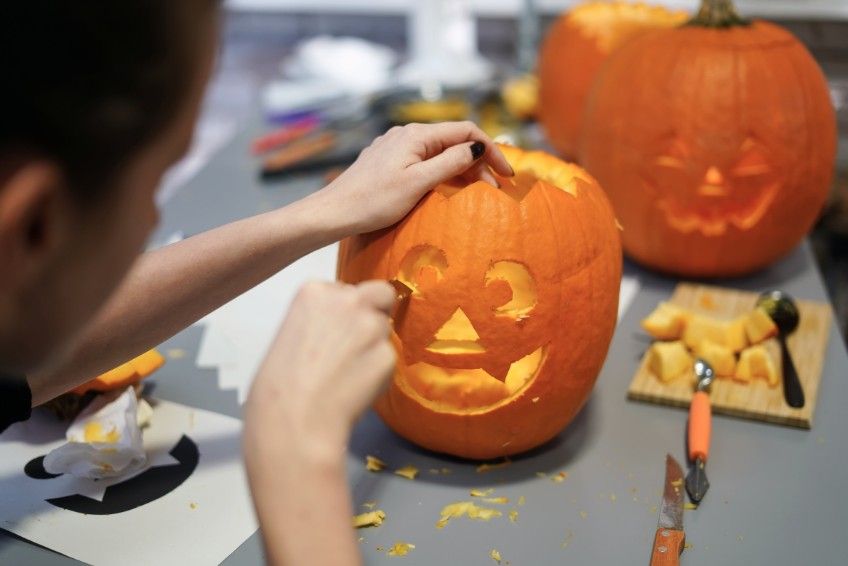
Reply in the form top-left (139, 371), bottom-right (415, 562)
top-left (0, 2), bottom-right (513, 564)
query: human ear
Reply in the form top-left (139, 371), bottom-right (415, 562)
top-left (0, 160), bottom-right (70, 291)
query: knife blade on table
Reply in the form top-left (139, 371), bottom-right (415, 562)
top-left (650, 454), bottom-right (686, 566)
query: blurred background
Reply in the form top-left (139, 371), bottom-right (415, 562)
top-left (184, 0), bottom-right (848, 342)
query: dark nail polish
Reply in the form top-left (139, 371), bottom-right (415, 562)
top-left (470, 141), bottom-right (485, 160)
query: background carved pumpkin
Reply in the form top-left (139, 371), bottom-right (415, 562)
top-left (338, 145), bottom-right (622, 459)
top-left (538, 1), bottom-right (687, 160)
top-left (580, 0), bottom-right (837, 277)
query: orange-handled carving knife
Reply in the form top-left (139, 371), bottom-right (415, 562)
top-left (650, 454), bottom-right (686, 566)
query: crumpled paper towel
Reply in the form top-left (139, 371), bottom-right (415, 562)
top-left (43, 387), bottom-right (148, 479)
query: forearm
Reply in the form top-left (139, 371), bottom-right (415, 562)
top-left (28, 190), bottom-right (352, 405)
top-left (244, 416), bottom-right (360, 566)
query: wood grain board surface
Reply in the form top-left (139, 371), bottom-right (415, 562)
top-left (627, 283), bottom-right (832, 428)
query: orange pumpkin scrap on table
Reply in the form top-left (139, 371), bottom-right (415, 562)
top-left (580, 0), bottom-right (837, 277)
top-left (338, 145), bottom-right (622, 459)
top-left (538, 1), bottom-right (688, 160)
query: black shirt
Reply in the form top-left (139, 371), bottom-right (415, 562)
top-left (0, 371), bottom-right (31, 433)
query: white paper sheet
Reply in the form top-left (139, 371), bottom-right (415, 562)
top-left (195, 242), bottom-right (339, 403)
top-left (0, 400), bottom-right (256, 566)
top-left (618, 273), bottom-right (641, 321)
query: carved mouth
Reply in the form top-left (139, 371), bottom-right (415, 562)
top-left (426, 339), bottom-right (486, 354)
top-left (401, 346), bottom-right (547, 412)
top-left (657, 183), bottom-right (780, 236)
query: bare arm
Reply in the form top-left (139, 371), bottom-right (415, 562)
top-left (28, 192), bottom-right (346, 405)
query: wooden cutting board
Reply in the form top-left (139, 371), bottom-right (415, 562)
top-left (627, 283), bottom-right (832, 428)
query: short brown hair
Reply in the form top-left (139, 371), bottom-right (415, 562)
top-left (0, 1), bottom-right (218, 200)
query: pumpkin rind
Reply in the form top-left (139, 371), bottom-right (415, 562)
top-left (338, 145), bottom-right (622, 459)
top-left (580, 20), bottom-right (837, 276)
top-left (538, 1), bottom-right (687, 159)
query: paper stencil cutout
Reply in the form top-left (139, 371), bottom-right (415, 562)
top-left (195, 242), bottom-right (339, 403)
top-left (0, 400), bottom-right (256, 566)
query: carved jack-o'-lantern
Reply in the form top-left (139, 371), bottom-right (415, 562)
top-left (338, 145), bottom-right (622, 459)
top-left (580, 0), bottom-right (837, 277)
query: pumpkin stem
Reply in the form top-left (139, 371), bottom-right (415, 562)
top-left (688, 0), bottom-right (748, 28)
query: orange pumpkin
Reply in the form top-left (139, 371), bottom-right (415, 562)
top-left (538, 1), bottom-right (687, 159)
top-left (72, 349), bottom-right (165, 395)
top-left (338, 145), bottom-right (622, 459)
top-left (580, 0), bottom-right (837, 277)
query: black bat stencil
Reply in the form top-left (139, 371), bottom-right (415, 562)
top-left (24, 435), bottom-right (199, 515)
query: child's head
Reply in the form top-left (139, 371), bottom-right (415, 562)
top-left (0, 1), bottom-right (220, 372)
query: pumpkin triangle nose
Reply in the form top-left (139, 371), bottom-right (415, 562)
top-left (434, 308), bottom-right (480, 341)
top-left (704, 166), bottom-right (724, 185)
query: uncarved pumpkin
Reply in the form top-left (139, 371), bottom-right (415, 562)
top-left (337, 145), bottom-right (622, 459)
top-left (538, 1), bottom-right (687, 159)
top-left (580, 0), bottom-right (837, 277)
top-left (71, 349), bottom-right (165, 395)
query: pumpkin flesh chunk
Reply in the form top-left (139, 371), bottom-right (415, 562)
top-left (744, 307), bottom-right (778, 344)
top-left (736, 345), bottom-right (779, 386)
top-left (641, 301), bottom-right (690, 340)
top-left (683, 313), bottom-right (748, 353)
top-left (647, 341), bottom-right (693, 382)
top-left (694, 339), bottom-right (736, 377)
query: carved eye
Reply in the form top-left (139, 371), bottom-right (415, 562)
top-left (654, 136), bottom-right (690, 170)
top-left (397, 245), bottom-right (447, 296)
top-left (485, 261), bottom-right (537, 317)
top-left (731, 140), bottom-right (772, 178)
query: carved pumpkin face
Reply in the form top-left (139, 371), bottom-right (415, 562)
top-left (394, 239), bottom-right (548, 411)
top-left (338, 146), bottom-right (622, 459)
top-left (580, 21), bottom-right (836, 276)
top-left (643, 133), bottom-right (781, 236)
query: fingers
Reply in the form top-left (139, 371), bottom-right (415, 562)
top-left (354, 280), bottom-right (396, 316)
top-left (410, 141), bottom-right (493, 190)
top-left (460, 159), bottom-right (501, 188)
top-left (403, 121), bottom-right (514, 177)
top-left (354, 340), bottom-right (396, 397)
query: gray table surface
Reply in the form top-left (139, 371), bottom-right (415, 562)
top-left (3, 121), bottom-right (847, 566)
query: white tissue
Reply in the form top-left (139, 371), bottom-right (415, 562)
top-left (43, 387), bottom-right (147, 480)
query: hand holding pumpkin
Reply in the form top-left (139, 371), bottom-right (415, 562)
top-left (314, 121), bottom-right (514, 235)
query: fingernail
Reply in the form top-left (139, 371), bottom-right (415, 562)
top-left (508, 163), bottom-right (515, 176)
top-left (470, 141), bottom-right (485, 160)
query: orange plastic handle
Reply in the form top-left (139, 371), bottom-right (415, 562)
top-left (688, 391), bottom-right (711, 462)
